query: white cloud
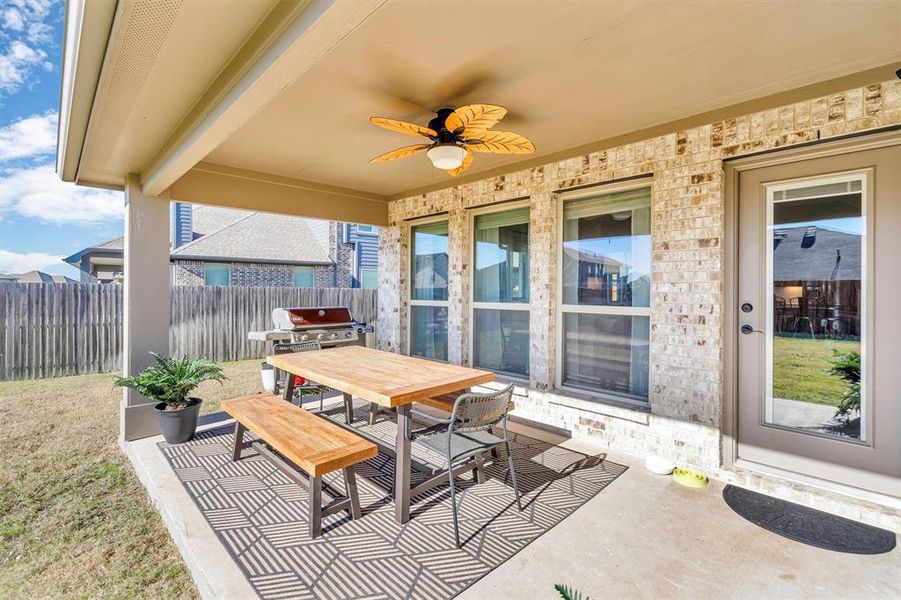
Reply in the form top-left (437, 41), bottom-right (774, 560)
top-left (0, 40), bottom-right (49, 96)
top-left (0, 0), bottom-right (58, 97)
top-left (0, 249), bottom-right (64, 273)
top-left (26, 21), bottom-right (53, 45)
top-left (3, 7), bottom-right (25, 31)
top-left (0, 163), bottom-right (123, 225)
top-left (0, 110), bottom-right (57, 161)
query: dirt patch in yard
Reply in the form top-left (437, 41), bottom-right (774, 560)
top-left (0, 359), bottom-right (263, 597)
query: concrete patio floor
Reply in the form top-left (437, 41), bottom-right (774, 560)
top-left (125, 416), bottom-right (900, 599)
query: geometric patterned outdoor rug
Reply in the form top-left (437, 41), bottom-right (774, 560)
top-left (159, 399), bottom-right (626, 599)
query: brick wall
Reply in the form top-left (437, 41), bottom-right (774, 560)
top-left (332, 223), bottom-right (355, 288)
top-left (173, 260), bottom-right (339, 288)
top-left (378, 79), bottom-right (901, 527)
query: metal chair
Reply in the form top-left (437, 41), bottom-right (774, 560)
top-left (273, 341), bottom-right (327, 410)
top-left (410, 383), bottom-right (522, 548)
top-left (789, 297), bottom-right (815, 338)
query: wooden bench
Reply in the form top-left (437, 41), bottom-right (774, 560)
top-left (221, 393), bottom-right (377, 538)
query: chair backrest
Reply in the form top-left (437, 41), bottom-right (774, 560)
top-left (449, 383), bottom-right (515, 433)
top-left (273, 340), bottom-right (322, 355)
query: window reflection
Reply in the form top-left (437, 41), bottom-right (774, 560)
top-left (472, 208), bottom-right (530, 377)
top-left (768, 179), bottom-right (864, 440)
top-left (560, 186), bottom-right (652, 402)
top-left (562, 188), bottom-right (651, 307)
top-left (411, 222), bottom-right (449, 301)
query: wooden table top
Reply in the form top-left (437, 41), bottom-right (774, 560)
top-left (267, 345), bottom-right (495, 408)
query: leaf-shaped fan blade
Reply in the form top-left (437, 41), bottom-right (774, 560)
top-left (369, 117), bottom-right (437, 139)
top-left (446, 149), bottom-right (473, 177)
top-left (369, 144), bottom-right (431, 164)
top-left (466, 130), bottom-right (535, 154)
top-left (444, 104), bottom-right (507, 134)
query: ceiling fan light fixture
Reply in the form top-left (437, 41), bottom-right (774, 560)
top-left (427, 144), bottom-right (466, 170)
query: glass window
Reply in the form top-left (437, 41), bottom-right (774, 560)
top-left (409, 220), bottom-right (449, 361)
top-left (472, 207), bottom-right (530, 378)
top-left (560, 185), bottom-right (652, 402)
top-left (204, 263), bottom-right (230, 286)
top-left (360, 268), bottom-right (378, 289)
top-left (474, 207), bottom-right (530, 303)
top-left (410, 305), bottom-right (448, 361)
top-left (294, 266), bottom-right (315, 288)
top-left (357, 225), bottom-right (378, 233)
top-left (473, 308), bottom-right (530, 377)
top-left (562, 313), bottom-right (649, 399)
top-left (767, 175), bottom-right (865, 440)
top-left (411, 221), bottom-right (449, 301)
top-left (562, 187), bottom-right (651, 307)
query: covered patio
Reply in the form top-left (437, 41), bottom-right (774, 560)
top-left (58, 0), bottom-right (901, 597)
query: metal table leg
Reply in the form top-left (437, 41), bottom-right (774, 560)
top-left (343, 392), bottom-right (354, 424)
top-left (394, 403), bottom-right (411, 524)
top-left (282, 371), bottom-right (296, 402)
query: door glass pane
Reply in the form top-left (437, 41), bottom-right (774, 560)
top-left (473, 309), bottom-right (530, 377)
top-left (767, 177), bottom-right (864, 440)
top-left (562, 187), bottom-right (651, 307)
top-left (411, 222), bottom-right (449, 301)
top-left (562, 313), bottom-right (649, 401)
top-left (474, 208), bottom-right (530, 303)
top-left (410, 305), bottom-right (448, 361)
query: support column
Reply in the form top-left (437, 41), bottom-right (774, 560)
top-left (376, 206), bottom-right (406, 354)
top-left (529, 192), bottom-right (556, 390)
top-left (120, 174), bottom-right (171, 441)
top-left (446, 199), bottom-right (470, 365)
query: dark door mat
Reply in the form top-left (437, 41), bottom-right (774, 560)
top-left (723, 485), bottom-right (896, 554)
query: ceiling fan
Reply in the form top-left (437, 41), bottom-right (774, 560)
top-left (368, 104), bottom-right (534, 176)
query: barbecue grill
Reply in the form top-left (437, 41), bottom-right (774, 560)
top-left (248, 306), bottom-right (372, 347)
top-left (249, 306), bottom-right (373, 394)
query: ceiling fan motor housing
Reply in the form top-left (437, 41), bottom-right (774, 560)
top-left (429, 108), bottom-right (459, 143)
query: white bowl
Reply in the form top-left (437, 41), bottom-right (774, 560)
top-left (644, 455), bottom-right (676, 475)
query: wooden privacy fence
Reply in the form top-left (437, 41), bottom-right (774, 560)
top-left (0, 283), bottom-right (378, 381)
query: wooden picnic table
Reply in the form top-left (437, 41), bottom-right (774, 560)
top-left (267, 345), bottom-right (495, 523)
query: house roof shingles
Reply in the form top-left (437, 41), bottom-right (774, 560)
top-left (171, 212), bottom-right (331, 264)
top-left (773, 226), bottom-right (861, 282)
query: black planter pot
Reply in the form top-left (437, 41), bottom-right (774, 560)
top-left (155, 397), bottom-right (202, 444)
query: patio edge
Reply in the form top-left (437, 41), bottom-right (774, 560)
top-left (120, 422), bottom-right (259, 600)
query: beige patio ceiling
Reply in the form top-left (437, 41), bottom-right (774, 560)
top-left (61, 0), bottom-right (901, 222)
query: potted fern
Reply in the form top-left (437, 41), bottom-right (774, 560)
top-left (115, 353), bottom-right (227, 444)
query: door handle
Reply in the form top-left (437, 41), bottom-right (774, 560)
top-left (740, 324), bottom-right (763, 335)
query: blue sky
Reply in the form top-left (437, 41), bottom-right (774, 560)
top-left (1, 0), bottom-right (123, 277)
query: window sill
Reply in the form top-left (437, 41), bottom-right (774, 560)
top-left (537, 387), bottom-right (651, 425)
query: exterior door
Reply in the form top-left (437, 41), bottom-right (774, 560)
top-left (736, 140), bottom-right (901, 498)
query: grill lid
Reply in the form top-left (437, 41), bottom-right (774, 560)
top-left (272, 307), bottom-right (354, 330)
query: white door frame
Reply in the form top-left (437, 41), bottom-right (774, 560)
top-left (723, 129), bottom-right (901, 473)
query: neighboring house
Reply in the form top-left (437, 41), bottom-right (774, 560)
top-left (64, 204), bottom-right (379, 288)
top-left (773, 225), bottom-right (862, 336)
top-left (0, 271), bottom-right (79, 284)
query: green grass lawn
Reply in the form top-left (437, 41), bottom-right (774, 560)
top-left (0, 359), bottom-right (263, 598)
top-left (772, 336), bottom-right (858, 406)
